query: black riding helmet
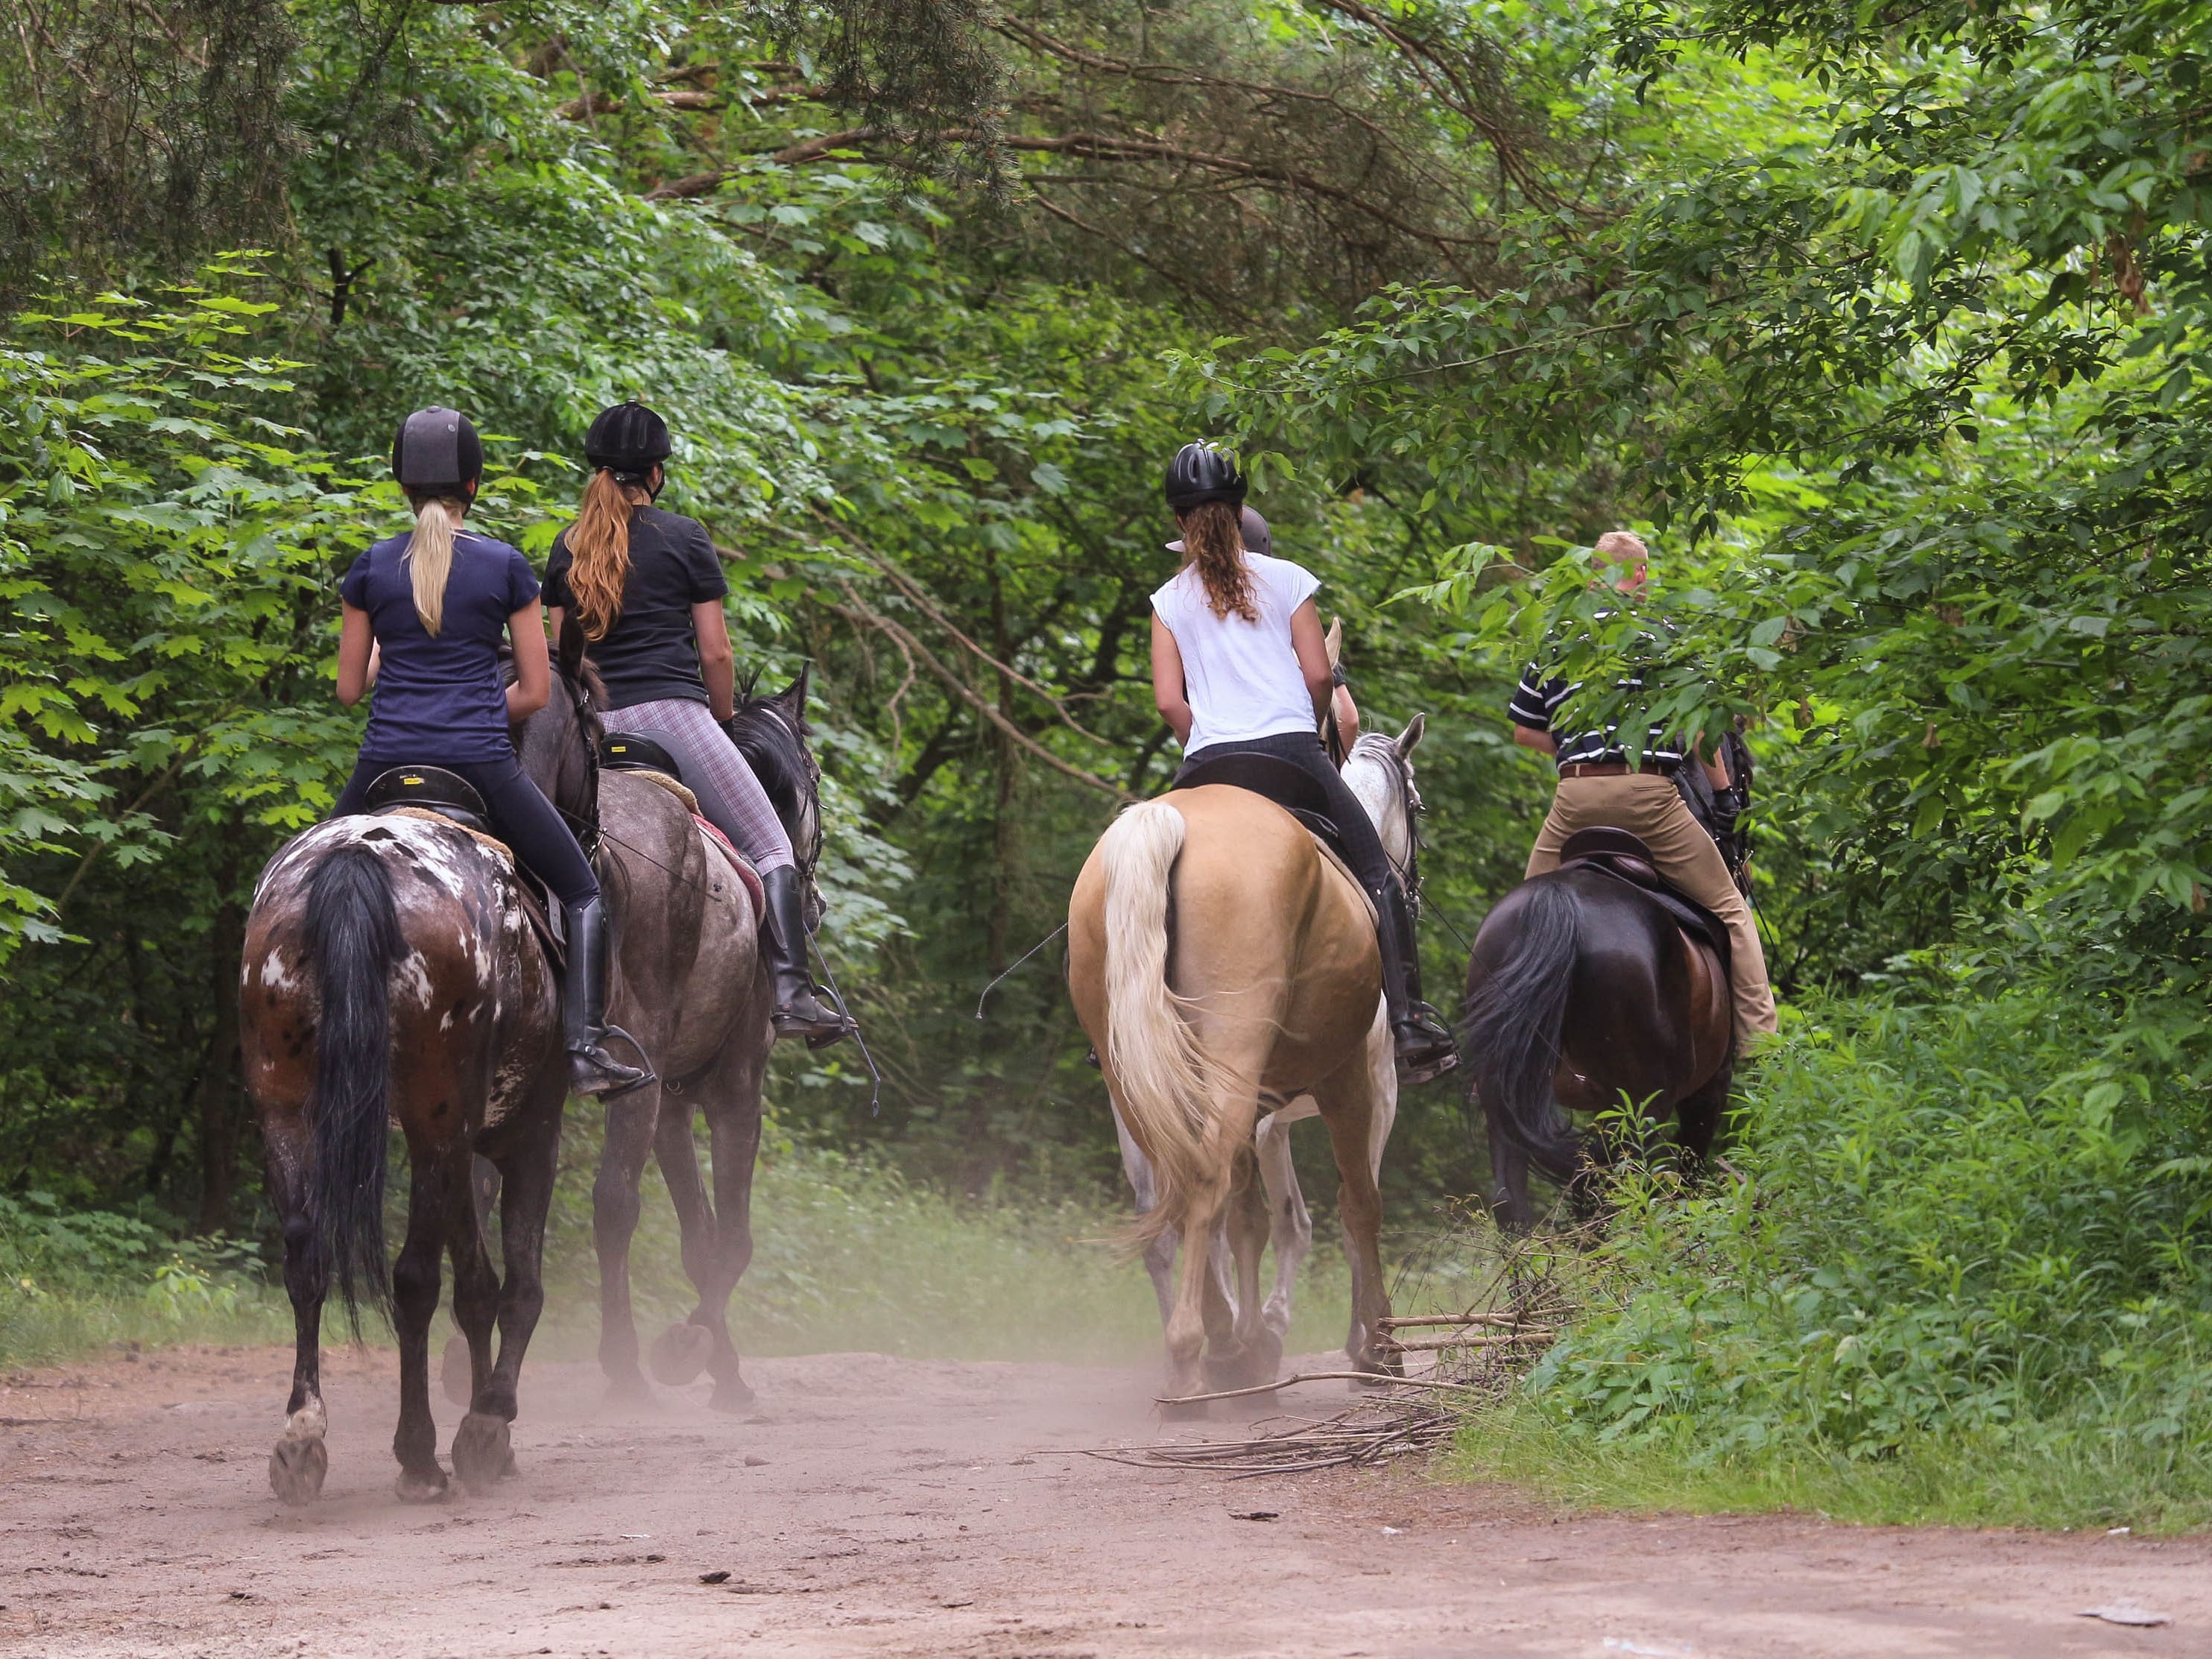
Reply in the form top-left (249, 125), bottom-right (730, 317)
top-left (1163, 441), bottom-right (1246, 512)
top-left (391, 407), bottom-right (484, 495)
top-left (586, 399), bottom-right (673, 489)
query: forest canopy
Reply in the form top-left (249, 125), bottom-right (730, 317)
top-left (3, 0), bottom-right (2209, 1307)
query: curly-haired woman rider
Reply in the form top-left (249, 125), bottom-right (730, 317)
top-left (1150, 443), bottom-right (1458, 1084)
top-left (543, 400), bottom-right (848, 1043)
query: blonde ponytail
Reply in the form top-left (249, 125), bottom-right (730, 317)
top-left (405, 496), bottom-right (463, 636)
top-left (566, 468), bottom-right (645, 640)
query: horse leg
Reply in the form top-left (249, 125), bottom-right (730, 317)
top-left (265, 1110), bottom-right (329, 1507)
top-left (694, 1047), bottom-right (768, 1413)
top-left (1675, 1055), bottom-right (1734, 1165)
top-left (1114, 1105), bottom-right (1178, 1327)
top-left (1214, 1143), bottom-right (1277, 1390)
top-left (458, 1078), bottom-right (563, 1489)
top-left (1254, 1102), bottom-right (1313, 1372)
top-left (644, 1094), bottom-right (717, 1391)
top-left (1484, 1093), bottom-right (1538, 1233)
top-left (444, 1158), bottom-right (507, 1491)
top-left (391, 1148), bottom-right (452, 1503)
top-left (592, 1083), bottom-right (661, 1403)
top-left (1311, 1063), bottom-right (1397, 1379)
top-left (442, 1157), bottom-right (502, 1407)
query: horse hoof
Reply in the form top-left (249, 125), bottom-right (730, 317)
top-left (440, 1333), bottom-right (473, 1408)
top-left (707, 1375), bottom-right (756, 1415)
top-left (602, 1371), bottom-right (659, 1412)
top-left (268, 1435), bottom-right (327, 1508)
top-left (452, 1412), bottom-right (511, 1497)
top-left (395, 1465), bottom-right (450, 1504)
top-left (648, 1322), bottom-right (713, 1387)
top-left (1158, 1396), bottom-right (1212, 1423)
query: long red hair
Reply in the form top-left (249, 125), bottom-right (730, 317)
top-left (565, 469), bottom-right (648, 639)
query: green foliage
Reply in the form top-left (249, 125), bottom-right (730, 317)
top-left (1467, 983), bottom-right (2212, 1525)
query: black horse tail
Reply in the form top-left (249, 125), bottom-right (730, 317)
top-left (1462, 878), bottom-right (1584, 1184)
top-left (304, 843), bottom-right (403, 1330)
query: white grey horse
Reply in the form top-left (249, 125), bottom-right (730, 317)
top-left (1115, 717), bottom-right (1426, 1383)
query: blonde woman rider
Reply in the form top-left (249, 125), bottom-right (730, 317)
top-left (330, 406), bottom-right (650, 1097)
top-left (1150, 443), bottom-right (1458, 1084)
top-left (543, 400), bottom-right (849, 1044)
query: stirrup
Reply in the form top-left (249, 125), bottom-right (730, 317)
top-left (570, 1024), bottom-right (657, 1099)
top-left (1393, 1009), bottom-right (1459, 1086)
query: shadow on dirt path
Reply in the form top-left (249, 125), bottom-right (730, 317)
top-left (1, 1344), bottom-right (2205, 1658)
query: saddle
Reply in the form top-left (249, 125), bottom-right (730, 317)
top-left (1171, 752), bottom-right (1353, 869)
top-left (361, 765), bottom-right (563, 965)
top-left (1555, 826), bottom-right (1732, 986)
top-left (598, 733), bottom-right (768, 923)
top-left (363, 765), bottom-right (492, 835)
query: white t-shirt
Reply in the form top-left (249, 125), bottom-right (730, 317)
top-left (1151, 550), bottom-right (1322, 753)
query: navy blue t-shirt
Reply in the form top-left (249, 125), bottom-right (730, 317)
top-left (341, 529), bottom-right (541, 764)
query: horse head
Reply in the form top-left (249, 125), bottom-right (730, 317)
top-left (513, 619), bottom-right (604, 845)
top-left (1344, 716), bottom-right (1426, 891)
top-left (727, 663), bottom-right (827, 928)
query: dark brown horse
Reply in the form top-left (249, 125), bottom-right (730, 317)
top-left (241, 646), bottom-right (599, 1504)
top-left (578, 671), bottom-right (827, 1412)
top-left (1461, 859), bottom-right (1733, 1230)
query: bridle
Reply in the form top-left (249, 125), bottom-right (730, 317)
top-left (1348, 733), bottom-right (1423, 920)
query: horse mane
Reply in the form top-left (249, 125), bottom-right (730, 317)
top-left (724, 674), bottom-right (817, 839)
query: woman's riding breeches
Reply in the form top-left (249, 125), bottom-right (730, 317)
top-left (601, 698), bottom-right (796, 874)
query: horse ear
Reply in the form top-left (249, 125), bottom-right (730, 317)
top-left (1324, 616), bottom-right (1344, 672)
top-left (558, 612), bottom-right (587, 680)
top-left (1396, 712), bottom-right (1426, 756)
top-left (778, 662), bottom-right (812, 720)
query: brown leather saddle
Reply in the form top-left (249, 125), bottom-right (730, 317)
top-left (1556, 826), bottom-right (1733, 987)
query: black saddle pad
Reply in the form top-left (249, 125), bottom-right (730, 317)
top-left (1169, 751), bottom-right (1350, 866)
top-left (1556, 826), bottom-right (1733, 984)
top-left (601, 732), bottom-right (683, 779)
top-left (363, 765), bottom-right (492, 835)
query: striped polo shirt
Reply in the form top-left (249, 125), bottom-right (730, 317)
top-left (1508, 621), bottom-right (1686, 771)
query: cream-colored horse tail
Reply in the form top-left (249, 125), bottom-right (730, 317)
top-left (1100, 797), bottom-right (1219, 1247)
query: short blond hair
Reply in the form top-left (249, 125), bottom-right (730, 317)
top-left (1595, 530), bottom-right (1648, 561)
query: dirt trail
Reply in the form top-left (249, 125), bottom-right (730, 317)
top-left (2, 1343), bottom-right (2206, 1658)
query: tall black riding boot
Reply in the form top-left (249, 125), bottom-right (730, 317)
top-left (1376, 879), bottom-right (1459, 1085)
top-left (762, 865), bottom-right (853, 1045)
top-left (562, 897), bottom-right (654, 1099)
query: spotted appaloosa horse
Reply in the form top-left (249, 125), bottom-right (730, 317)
top-left (1112, 720), bottom-right (1424, 1383)
top-left (241, 645), bottom-right (598, 1505)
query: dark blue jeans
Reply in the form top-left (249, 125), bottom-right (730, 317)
top-left (332, 755), bottom-right (599, 907)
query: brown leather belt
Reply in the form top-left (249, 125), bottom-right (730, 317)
top-left (1559, 760), bottom-right (1677, 779)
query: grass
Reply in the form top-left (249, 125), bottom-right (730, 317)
top-left (2, 1119), bottom-right (1407, 1372)
top-left (1450, 1403), bottom-right (2212, 1535)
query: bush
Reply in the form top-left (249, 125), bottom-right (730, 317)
top-left (1463, 981), bottom-right (2212, 1529)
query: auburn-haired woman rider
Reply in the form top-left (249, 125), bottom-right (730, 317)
top-left (332, 407), bottom-right (650, 1098)
top-left (543, 400), bottom-right (848, 1043)
top-left (1149, 443), bottom-right (1458, 1084)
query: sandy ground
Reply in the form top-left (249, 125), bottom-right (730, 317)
top-left (1, 1342), bottom-right (2207, 1658)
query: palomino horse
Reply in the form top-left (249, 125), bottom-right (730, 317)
top-left (241, 645), bottom-right (600, 1504)
top-left (1069, 750), bottom-right (1404, 1404)
top-left (1461, 856), bottom-right (1733, 1230)
top-left (1114, 721), bottom-right (1426, 1377)
top-left (579, 671), bottom-right (826, 1412)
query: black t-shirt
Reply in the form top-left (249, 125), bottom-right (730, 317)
top-left (544, 506), bottom-right (729, 710)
